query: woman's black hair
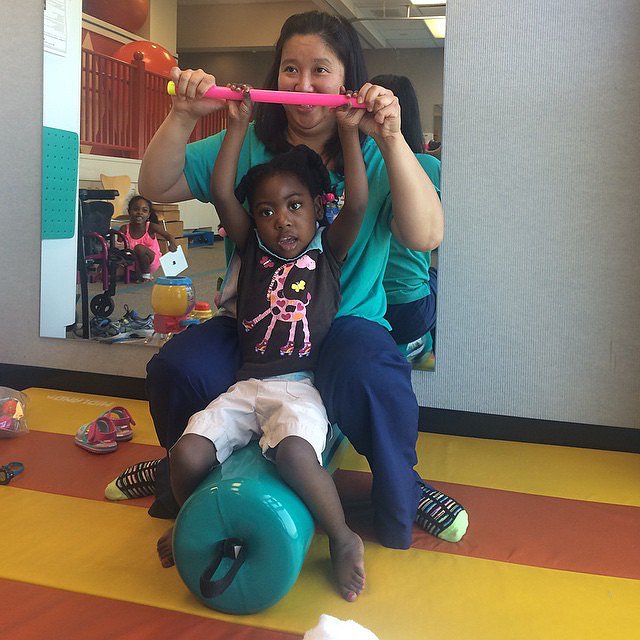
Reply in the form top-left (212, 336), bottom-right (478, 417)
top-left (235, 145), bottom-right (331, 216)
top-left (128, 194), bottom-right (159, 224)
top-left (254, 11), bottom-right (368, 173)
top-left (370, 74), bottom-right (424, 154)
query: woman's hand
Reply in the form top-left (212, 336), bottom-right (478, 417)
top-left (168, 238), bottom-right (178, 252)
top-left (355, 82), bottom-right (401, 143)
top-left (335, 88), bottom-right (365, 131)
top-left (169, 66), bottom-right (226, 119)
top-left (226, 84), bottom-right (254, 129)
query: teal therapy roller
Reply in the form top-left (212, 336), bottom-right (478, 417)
top-left (172, 426), bottom-right (345, 614)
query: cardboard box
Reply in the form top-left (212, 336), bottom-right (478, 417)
top-left (158, 236), bottom-right (189, 257)
top-left (156, 208), bottom-right (181, 223)
top-left (153, 203), bottom-right (181, 222)
top-left (162, 220), bottom-right (184, 237)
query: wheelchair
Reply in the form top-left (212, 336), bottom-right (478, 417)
top-left (77, 189), bottom-right (135, 337)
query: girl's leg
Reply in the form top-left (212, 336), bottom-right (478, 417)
top-left (133, 244), bottom-right (154, 277)
top-left (157, 433), bottom-right (219, 567)
top-left (315, 316), bottom-right (419, 550)
top-left (275, 436), bottom-right (365, 602)
top-left (145, 316), bottom-right (241, 517)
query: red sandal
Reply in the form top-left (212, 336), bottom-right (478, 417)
top-left (74, 417), bottom-right (118, 454)
top-left (99, 406), bottom-right (136, 441)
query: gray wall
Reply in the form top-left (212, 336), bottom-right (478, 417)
top-left (1, 0), bottom-right (638, 431)
top-left (417, 0), bottom-right (640, 427)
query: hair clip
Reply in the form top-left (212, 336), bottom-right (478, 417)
top-left (320, 193), bottom-right (336, 205)
top-left (0, 462), bottom-right (24, 485)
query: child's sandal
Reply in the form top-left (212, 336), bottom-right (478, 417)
top-left (99, 406), bottom-right (136, 442)
top-left (75, 417), bottom-right (118, 454)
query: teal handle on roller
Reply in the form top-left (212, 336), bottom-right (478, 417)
top-left (173, 428), bottom-right (345, 614)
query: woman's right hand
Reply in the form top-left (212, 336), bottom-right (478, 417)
top-left (169, 66), bottom-right (227, 119)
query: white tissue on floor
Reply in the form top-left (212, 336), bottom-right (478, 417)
top-left (303, 614), bottom-right (380, 640)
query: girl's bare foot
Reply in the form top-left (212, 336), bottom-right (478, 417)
top-left (157, 526), bottom-right (175, 568)
top-left (329, 530), bottom-right (365, 602)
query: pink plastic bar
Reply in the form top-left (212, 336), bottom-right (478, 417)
top-left (167, 81), bottom-right (366, 109)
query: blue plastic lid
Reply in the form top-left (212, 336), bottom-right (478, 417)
top-left (156, 276), bottom-right (193, 286)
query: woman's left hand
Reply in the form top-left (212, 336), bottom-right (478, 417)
top-left (168, 240), bottom-right (178, 252)
top-left (355, 82), bottom-right (401, 142)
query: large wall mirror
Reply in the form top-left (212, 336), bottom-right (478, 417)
top-left (41, 0), bottom-right (445, 370)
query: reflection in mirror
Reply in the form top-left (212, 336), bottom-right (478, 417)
top-left (41, 0), bottom-right (445, 371)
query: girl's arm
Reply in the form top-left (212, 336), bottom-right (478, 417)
top-left (326, 99), bottom-right (368, 260)
top-left (356, 83), bottom-right (444, 252)
top-left (149, 222), bottom-right (178, 252)
top-left (210, 88), bottom-right (253, 253)
top-left (139, 67), bottom-right (228, 203)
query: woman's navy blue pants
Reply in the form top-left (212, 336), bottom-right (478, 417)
top-left (146, 314), bottom-right (421, 549)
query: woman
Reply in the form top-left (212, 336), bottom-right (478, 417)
top-left (371, 73), bottom-right (441, 360)
top-left (135, 11), bottom-right (463, 550)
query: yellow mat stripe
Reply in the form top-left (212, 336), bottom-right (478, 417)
top-left (23, 388), bottom-right (159, 445)
top-left (340, 432), bottom-right (640, 507)
top-left (2, 488), bottom-right (637, 640)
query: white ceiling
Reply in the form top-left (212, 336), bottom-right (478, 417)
top-left (177, 0), bottom-right (446, 50)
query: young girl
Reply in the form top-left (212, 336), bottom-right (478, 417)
top-left (157, 88), bottom-right (369, 602)
top-left (119, 195), bottom-right (178, 281)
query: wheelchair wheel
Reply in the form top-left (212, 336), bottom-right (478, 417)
top-left (90, 293), bottom-right (115, 317)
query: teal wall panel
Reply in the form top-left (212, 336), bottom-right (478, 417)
top-left (42, 126), bottom-right (79, 240)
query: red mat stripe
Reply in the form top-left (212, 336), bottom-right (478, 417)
top-left (0, 578), bottom-right (301, 640)
top-left (7, 431), bottom-right (640, 580)
top-left (334, 470), bottom-right (640, 580)
top-left (1, 430), bottom-right (162, 507)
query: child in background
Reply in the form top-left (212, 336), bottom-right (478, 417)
top-left (119, 195), bottom-right (177, 281)
top-left (157, 87), bottom-right (369, 602)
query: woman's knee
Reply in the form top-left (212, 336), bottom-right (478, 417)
top-left (147, 317), bottom-right (240, 389)
top-left (318, 317), bottom-right (410, 390)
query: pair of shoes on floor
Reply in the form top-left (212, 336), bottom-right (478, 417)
top-left (90, 307), bottom-right (154, 340)
top-left (118, 304), bottom-right (154, 332)
top-left (74, 406), bottom-right (135, 454)
top-left (90, 316), bottom-right (120, 338)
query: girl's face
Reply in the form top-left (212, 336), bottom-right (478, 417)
top-left (251, 172), bottom-right (323, 259)
top-left (129, 199), bottom-right (151, 224)
top-left (278, 34), bottom-right (346, 136)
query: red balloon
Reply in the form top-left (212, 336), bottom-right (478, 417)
top-left (114, 40), bottom-right (176, 77)
top-left (83, 0), bottom-right (150, 33)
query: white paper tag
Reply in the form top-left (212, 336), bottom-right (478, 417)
top-left (159, 245), bottom-right (188, 277)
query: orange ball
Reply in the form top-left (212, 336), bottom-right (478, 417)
top-left (83, 0), bottom-right (150, 33)
top-left (114, 40), bottom-right (176, 77)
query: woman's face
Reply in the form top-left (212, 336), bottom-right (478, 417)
top-left (278, 34), bottom-right (346, 136)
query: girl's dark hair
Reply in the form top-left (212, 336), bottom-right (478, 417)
top-left (235, 145), bottom-right (331, 213)
top-left (370, 74), bottom-right (424, 154)
top-left (254, 11), bottom-right (368, 173)
top-left (129, 195), bottom-right (159, 224)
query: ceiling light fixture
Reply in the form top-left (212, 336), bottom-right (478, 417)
top-left (425, 16), bottom-right (446, 39)
top-left (410, 0), bottom-right (446, 6)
